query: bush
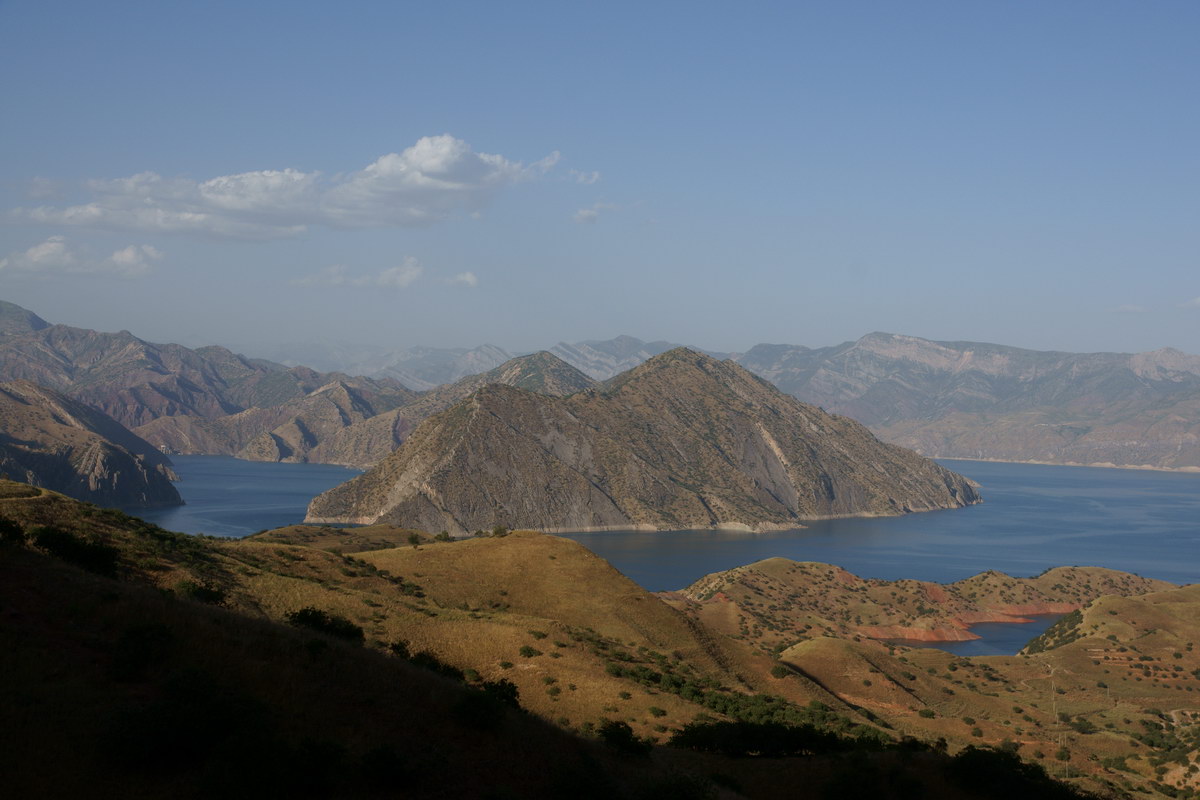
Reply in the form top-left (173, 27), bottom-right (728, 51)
top-left (649, 706), bottom-right (667, 718)
top-left (669, 720), bottom-right (845, 758)
top-left (481, 678), bottom-right (520, 709)
top-left (32, 525), bottom-right (118, 576)
top-left (175, 579), bottom-right (227, 606)
top-left (518, 646), bottom-right (542, 658)
top-left (918, 709), bottom-right (935, 718)
top-left (0, 517), bottom-right (25, 545)
top-left (597, 720), bottom-right (651, 757)
top-left (284, 607), bottom-right (364, 644)
top-left (770, 664), bottom-right (790, 679)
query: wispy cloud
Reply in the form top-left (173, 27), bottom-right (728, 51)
top-left (573, 201), bottom-right (616, 224)
top-left (448, 271), bottom-right (478, 287)
top-left (1181, 296), bottom-right (1200, 309)
top-left (0, 235), bottom-right (161, 278)
top-left (13, 135), bottom-right (561, 240)
top-left (569, 169), bottom-right (601, 185)
top-left (292, 257), bottom-right (423, 290)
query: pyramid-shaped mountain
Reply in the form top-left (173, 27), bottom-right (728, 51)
top-left (307, 349), bottom-right (979, 533)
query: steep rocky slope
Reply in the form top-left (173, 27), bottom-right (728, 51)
top-left (303, 351), bottom-right (597, 467)
top-left (0, 380), bottom-right (181, 506)
top-left (0, 302), bottom-right (411, 431)
top-left (135, 378), bottom-right (415, 462)
top-left (736, 333), bottom-right (1200, 470)
top-left (307, 349), bottom-right (979, 532)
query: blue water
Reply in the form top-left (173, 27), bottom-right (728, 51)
top-left (133, 456), bottom-right (1200, 654)
top-left (899, 614), bottom-right (1065, 657)
top-left (124, 455), bottom-right (361, 537)
top-left (559, 460), bottom-right (1200, 591)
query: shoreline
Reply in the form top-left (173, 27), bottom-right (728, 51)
top-left (933, 455), bottom-right (1200, 474)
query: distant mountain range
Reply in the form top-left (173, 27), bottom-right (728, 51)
top-left (306, 349), bottom-right (979, 533)
top-left (735, 333), bottom-right (1200, 470)
top-left (4, 299), bottom-right (1199, 471)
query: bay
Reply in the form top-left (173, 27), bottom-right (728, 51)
top-left (124, 455), bottom-right (361, 537)
top-left (559, 460), bottom-right (1200, 592)
top-left (129, 455), bottom-right (1200, 655)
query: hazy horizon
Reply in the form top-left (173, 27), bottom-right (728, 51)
top-left (3, 2), bottom-right (1198, 355)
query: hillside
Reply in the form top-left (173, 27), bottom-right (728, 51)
top-left (307, 348), bottom-right (980, 532)
top-left (0, 484), bottom-right (1109, 798)
top-left (736, 333), bottom-right (1200, 471)
top-left (0, 381), bottom-right (181, 507)
top-left (0, 301), bottom-right (411, 431)
top-left (668, 559), bottom-right (1173, 650)
top-left (300, 351), bottom-right (599, 467)
top-left (135, 378), bottom-right (416, 463)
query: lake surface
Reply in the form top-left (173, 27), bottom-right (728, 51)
top-left (560, 460), bottom-right (1200, 591)
top-left (125, 455), bottom-right (361, 537)
top-left (889, 614), bottom-right (1064, 658)
top-left (133, 455), bottom-right (1199, 655)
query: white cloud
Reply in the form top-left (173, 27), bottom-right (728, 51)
top-left (376, 260), bottom-right (423, 289)
top-left (105, 244), bottom-right (164, 277)
top-left (573, 201), bottom-right (616, 224)
top-left (0, 235), bottom-right (160, 278)
top-left (292, 257), bottom-right (423, 290)
top-left (569, 169), bottom-right (601, 185)
top-left (12, 135), bottom-right (560, 240)
top-left (448, 271), bottom-right (478, 287)
top-left (1181, 297), bottom-right (1200, 309)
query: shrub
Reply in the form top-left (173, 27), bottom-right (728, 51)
top-left (770, 664), bottom-right (790, 679)
top-left (597, 720), bottom-right (651, 756)
top-left (669, 720), bottom-right (845, 757)
top-left (918, 709), bottom-right (935, 719)
top-left (32, 525), bottom-right (118, 576)
top-left (648, 706), bottom-right (667, 718)
top-left (0, 517), bottom-right (25, 545)
top-left (518, 645), bottom-right (542, 658)
top-left (175, 579), bottom-right (226, 605)
top-left (480, 678), bottom-right (520, 709)
top-left (284, 607), bottom-right (364, 644)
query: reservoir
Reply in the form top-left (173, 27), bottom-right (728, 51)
top-left (130, 456), bottom-right (1199, 654)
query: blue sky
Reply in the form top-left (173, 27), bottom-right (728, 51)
top-left (1, 1), bottom-right (1198, 356)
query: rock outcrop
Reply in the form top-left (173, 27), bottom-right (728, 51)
top-left (304, 351), bottom-right (598, 467)
top-left (307, 348), bottom-right (980, 532)
top-left (0, 380), bottom-right (181, 507)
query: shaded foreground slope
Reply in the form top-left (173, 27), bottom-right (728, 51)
top-left (0, 380), bottom-right (181, 507)
top-left (307, 349), bottom-right (980, 533)
top-left (1, 483), bottom-right (1103, 800)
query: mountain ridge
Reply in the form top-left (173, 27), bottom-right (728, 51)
top-left (306, 348), bottom-right (980, 532)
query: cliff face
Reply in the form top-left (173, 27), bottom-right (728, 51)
top-left (0, 380), bottom-right (181, 507)
top-left (302, 351), bottom-right (598, 467)
top-left (0, 306), bottom-right (413, 432)
top-left (736, 333), bottom-right (1200, 470)
top-left (307, 349), bottom-right (980, 533)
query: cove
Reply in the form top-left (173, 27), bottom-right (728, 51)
top-left (124, 455), bottom-right (361, 537)
top-left (888, 614), bottom-right (1064, 657)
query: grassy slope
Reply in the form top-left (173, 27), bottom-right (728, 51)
top-left (5, 481), bottom-right (1172, 798)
